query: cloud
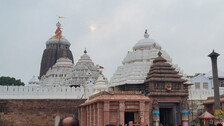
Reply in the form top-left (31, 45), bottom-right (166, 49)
top-left (0, 0), bottom-right (224, 84)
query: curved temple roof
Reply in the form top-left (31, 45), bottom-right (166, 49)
top-left (109, 30), bottom-right (184, 87)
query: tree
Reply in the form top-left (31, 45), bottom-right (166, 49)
top-left (0, 76), bottom-right (25, 86)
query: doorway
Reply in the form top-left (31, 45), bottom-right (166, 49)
top-left (160, 108), bottom-right (175, 126)
top-left (125, 112), bottom-right (134, 125)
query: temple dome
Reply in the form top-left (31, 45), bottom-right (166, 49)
top-left (54, 57), bottom-right (73, 67)
top-left (93, 72), bottom-right (108, 94)
top-left (133, 30), bottom-right (161, 50)
top-left (64, 49), bottom-right (100, 86)
top-left (28, 75), bottom-right (39, 86)
top-left (109, 30), bottom-right (176, 87)
top-left (46, 22), bottom-right (71, 46)
top-left (78, 50), bottom-right (92, 63)
top-left (46, 37), bottom-right (71, 46)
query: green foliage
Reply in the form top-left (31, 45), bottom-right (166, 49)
top-left (0, 76), bottom-right (25, 86)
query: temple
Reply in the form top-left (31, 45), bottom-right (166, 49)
top-left (79, 30), bottom-right (190, 126)
top-left (78, 91), bottom-right (151, 126)
top-left (39, 22), bottom-right (74, 78)
top-left (64, 49), bottom-right (102, 87)
top-left (109, 30), bottom-right (176, 91)
top-left (145, 51), bottom-right (188, 126)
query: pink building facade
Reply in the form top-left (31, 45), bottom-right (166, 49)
top-left (78, 91), bottom-right (151, 126)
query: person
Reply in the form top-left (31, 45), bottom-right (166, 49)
top-left (58, 117), bottom-right (79, 126)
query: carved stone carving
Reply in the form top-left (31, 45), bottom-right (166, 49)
top-left (152, 99), bottom-right (159, 111)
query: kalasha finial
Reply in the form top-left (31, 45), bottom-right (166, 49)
top-left (144, 29), bottom-right (149, 38)
top-left (158, 51), bottom-right (162, 57)
top-left (53, 22), bottom-right (62, 39)
top-left (84, 48), bottom-right (87, 54)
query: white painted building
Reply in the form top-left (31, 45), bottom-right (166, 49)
top-left (109, 30), bottom-right (185, 87)
top-left (188, 71), bottom-right (224, 100)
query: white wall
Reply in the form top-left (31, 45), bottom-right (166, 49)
top-left (0, 86), bottom-right (93, 99)
top-left (188, 87), bottom-right (224, 100)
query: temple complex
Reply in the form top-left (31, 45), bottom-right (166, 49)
top-left (39, 22), bottom-right (74, 78)
top-left (79, 52), bottom-right (189, 126)
top-left (79, 29), bottom-right (190, 125)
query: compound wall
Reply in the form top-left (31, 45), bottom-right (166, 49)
top-left (0, 99), bottom-right (86, 126)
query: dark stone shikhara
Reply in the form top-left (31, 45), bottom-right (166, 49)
top-left (40, 48), bottom-right (73, 78)
top-left (39, 22), bottom-right (74, 78)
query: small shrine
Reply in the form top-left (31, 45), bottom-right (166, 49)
top-left (78, 91), bottom-right (151, 126)
top-left (144, 51), bottom-right (189, 126)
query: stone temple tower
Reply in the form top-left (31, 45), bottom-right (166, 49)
top-left (39, 22), bottom-right (74, 78)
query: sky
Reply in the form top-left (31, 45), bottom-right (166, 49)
top-left (0, 0), bottom-right (224, 84)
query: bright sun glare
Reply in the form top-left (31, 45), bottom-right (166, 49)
top-left (89, 25), bottom-right (96, 31)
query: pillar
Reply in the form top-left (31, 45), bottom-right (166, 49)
top-left (145, 102), bottom-right (150, 125)
top-left (152, 110), bottom-right (159, 126)
top-left (181, 110), bottom-right (189, 126)
top-left (81, 107), bottom-right (87, 126)
top-left (104, 101), bottom-right (110, 125)
top-left (93, 104), bottom-right (97, 126)
top-left (208, 50), bottom-right (222, 123)
top-left (139, 101), bottom-right (145, 126)
top-left (97, 102), bottom-right (103, 126)
top-left (90, 105), bottom-right (92, 125)
top-left (86, 106), bottom-right (89, 126)
top-left (119, 101), bottom-right (125, 126)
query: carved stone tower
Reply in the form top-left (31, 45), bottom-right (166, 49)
top-left (39, 22), bottom-right (74, 78)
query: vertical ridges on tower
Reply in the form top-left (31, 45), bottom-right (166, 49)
top-left (39, 22), bottom-right (74, 79)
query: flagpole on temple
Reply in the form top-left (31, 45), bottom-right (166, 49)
top-left (208, 50), bottom-right (223, 124)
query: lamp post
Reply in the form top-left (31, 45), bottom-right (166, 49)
top-left (208, 50), bottom-right (222, 123)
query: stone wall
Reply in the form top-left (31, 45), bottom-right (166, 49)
top-left (0, 99), bottom-right (86, 126)
top-left (0, 86), bottom-right (93, 99)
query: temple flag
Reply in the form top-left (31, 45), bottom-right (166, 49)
top-left (99, 66), bottom-right (104, 69)
top-left (58, 16), bottom-right (65, 18)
